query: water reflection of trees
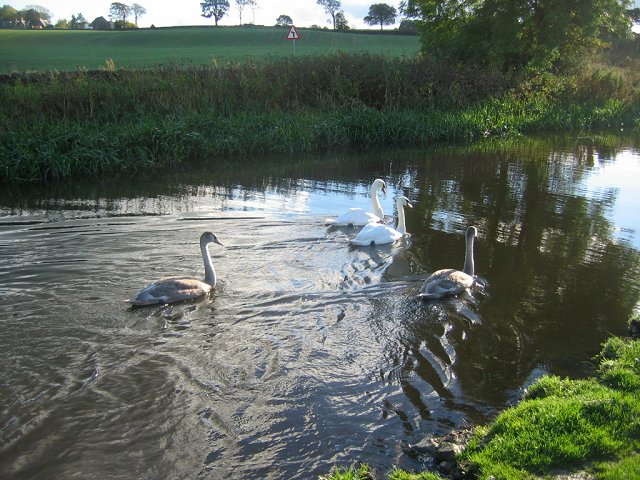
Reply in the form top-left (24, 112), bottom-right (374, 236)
top-left (395, 135), bottom-right (640, 410)
top-left (2, 133), bottom-right (639, 427)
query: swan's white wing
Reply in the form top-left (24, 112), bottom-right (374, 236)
top-left (418, 269), bottom-right (474, 299)
top-left (350, 224), bottom-right (402, 246)
top-left (129, 276), bottom-right (212, 305)
top-left (326, 208), bottom-right (381, 226)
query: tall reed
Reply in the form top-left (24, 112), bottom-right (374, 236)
top-left (1, 53), bottom-right (638, 182)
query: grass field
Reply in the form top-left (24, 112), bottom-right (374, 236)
top-left (0, 26), bottom-right (420, 73)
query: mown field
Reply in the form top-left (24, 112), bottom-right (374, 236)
top-left (0, 26), bottom-right (421, 73)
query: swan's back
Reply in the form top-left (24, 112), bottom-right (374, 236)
top-left (418, 269), bottom-right (475, 300)
top-left (350, 223), bottom-right (402, 246)
top-left (129, 276), bottom-right (212, 306)
top-left (326, 208), bottom-right (381, 226)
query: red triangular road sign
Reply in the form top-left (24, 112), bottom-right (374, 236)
top-left (287, 26), bottom-right (300, 40)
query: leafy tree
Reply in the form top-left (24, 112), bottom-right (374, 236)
top-left (19, 8), bottom-right (42, 23)
top-left (55, 18), bottom-right (68, 29)
top-left (0, 4), bottom-right (18, 24)
top-left (364, 3), bottom-right (397, 30)
top-left (317, 0), bottom-right (341, 30)
top-left (275, 14), bottom-right (293, 27)
top-left (23, 4), bottom-right (51, 20)
top-left (70, 13), bottom-right (87, 29)
top-left (407, 0), bottom-right (633, 72)
top-left (335, 11), bottom-right (349, 30)
top-left (398, 19), bottom-right (417, 34)
top-left (131, 3), bottom-right (146, 26)
top-left (201, 0), bottom-right (230, 26)
top-left (109, 2), bottom-right (130, 23)
top-left (114, 20), bottom-right (137, 29)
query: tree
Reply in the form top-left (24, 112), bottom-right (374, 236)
top-left (201, 0), bottom-right (230, 26)
top-left (407, 0), bottom-right (633, 72)
top-left (317, 0), bottom-right (341, 30)
top-left (19, 8), bottom-right (42, 23)
top-left (0, 4), bottom-right (18, 26)
top-left (109, 2), bottom-right (130, 23)
top-left (335, 11), bottom-right (349, 30)
top-left (236, 0), bottom-right (253, 25)
top-left (398, 19), bottom-right (417, 34)
top-left (249, 0), bottom-right (257, 24)
top-left (275, 14), bottom-right (293, 27)
top-left (55, 18), bottom-right (68, 29)
top-left (70, 13), bottom-right (87, 29)
top-left (131, 3), bottom-right (146, 26)
top-left (23, 4), bottom-right (51, 20)
top-left (364, 3), bottom-right (397, 30)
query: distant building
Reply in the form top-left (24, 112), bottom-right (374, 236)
top-left (90, 16), bottom-right (114, 30)
top-left (29, 18), bottom-right (49, 29)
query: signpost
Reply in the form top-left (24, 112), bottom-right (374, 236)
top-left (286, 25), bottom-right (300, 56)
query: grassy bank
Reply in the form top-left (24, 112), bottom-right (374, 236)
top-left (1, 52), bottom-right (639, 183)
top-left (324, 330), bottom-right (640, 480)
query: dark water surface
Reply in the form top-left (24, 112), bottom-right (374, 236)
top-left (1, 134), bottom-right (640, 479)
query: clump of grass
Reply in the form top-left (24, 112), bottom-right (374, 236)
top-left (320, 464), bottom-right (372, 480)
top-left (461, 336), bottom-right (640, 479)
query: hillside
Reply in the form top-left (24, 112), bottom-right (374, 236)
top-left (0, 26), bottom-right (420, 73)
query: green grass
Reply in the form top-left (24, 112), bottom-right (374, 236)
top-left (322, 336), bottom-right (640, 480)
top-left (461, 336), bottom-right (640, 480)
top-left (0, 26), bottom-right (420, 73)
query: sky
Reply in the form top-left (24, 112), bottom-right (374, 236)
top-left (9, 1), bottom-right (396, 29)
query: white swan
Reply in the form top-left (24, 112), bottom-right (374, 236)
top-left (129, 231), bottom-right (223, 306)
top-left (350, 196), bottom-right (412, 246)
top-left (325, 178), bottom-right (387, 226)
top-left (419, 226), bottom-right (479, 300)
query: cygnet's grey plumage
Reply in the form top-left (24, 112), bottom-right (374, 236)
top-left (419, 226), bottom-right (479, 300)
top-left (129, 231), bottom-right (223, 306)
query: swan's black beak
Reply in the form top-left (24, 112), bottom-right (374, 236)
top-left (215, 238), bottom-right (224, 247)
top-left (382, 185), bottom-right (387, 196)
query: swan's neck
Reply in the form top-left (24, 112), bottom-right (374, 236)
top-left (463, 235), bottom-right (475, 276)
top-left (201, 242), bottom-right (217, 286)
top-left (370, 184), bottom-right (384, 219)
top-left (396, 204), bottom-right (407, 235)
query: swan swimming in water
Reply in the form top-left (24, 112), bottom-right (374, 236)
top-left (325, 178), bottom-right (387, 226)
top-left (419, 226), bottom-right (480, 300)
top-left (350, 196), bottom-right (412, 246)
top-left (129, 231), bottom-right (223, 306)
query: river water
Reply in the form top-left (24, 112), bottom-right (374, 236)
top-left (1, 134), bottom-right (639, 479)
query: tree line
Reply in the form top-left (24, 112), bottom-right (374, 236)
top-left (0, 2), bottom-right (147, 30)
top-left (200, 0), bottom-right (410, 31)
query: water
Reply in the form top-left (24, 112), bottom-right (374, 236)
top-left (1, 134), bottom-right (639, 479)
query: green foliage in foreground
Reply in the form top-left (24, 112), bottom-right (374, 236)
top-left (461, 336), bottom-right (640, 480)
top-left (323, 336), bottom-right (640, 480)
top-left (1, 53), bottom-right (639, 183)
top-left (321, 464), bottom-right (444, 480)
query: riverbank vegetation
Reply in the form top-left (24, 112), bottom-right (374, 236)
top-left (324, 329), bottom-right (640, 480)
top-left (1, 43), bottom-right (639, 182)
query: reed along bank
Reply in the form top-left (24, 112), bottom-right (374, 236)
top-left (1, 52), bottom-right (640, 182)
